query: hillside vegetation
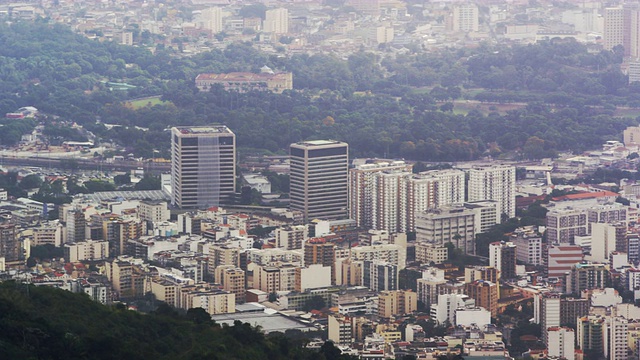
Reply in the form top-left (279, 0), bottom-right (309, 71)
top-left (0, 21), bottom-right (637, 160)
top-left (0, 282), bottom-right (347, 360)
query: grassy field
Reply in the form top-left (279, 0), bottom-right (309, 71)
top-left (127, 96), bottom-right (171, 109)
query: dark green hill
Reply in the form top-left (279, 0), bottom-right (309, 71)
top-left (0, 281), bottom-right (345, 360)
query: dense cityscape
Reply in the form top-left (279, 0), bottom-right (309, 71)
top-left (5, 0), bottom-right (640, 360)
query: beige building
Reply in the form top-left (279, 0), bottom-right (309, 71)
top-left (105, 259), bottom-right (145, 299)
top-left (179, 284), bottom-right (235, 315)
top-left (465, 280), bottom-right (498, 317)
top-left (215, 266), bottom-right (246, 304)
top-left (451, 4), bottom-right (479, 32)
top-left (149, 277), bottom-right (179, 307)
top-left (275, 225), bottom-right (307, 250)
top-left (416, 243), bottom-right (448, 264)
top-left (328, 314), bottom-right (353, 346)
top-left (378, 290), bottom-right (417, 319)
top-left (263, 8), bottom-right (289, 34)
top-left (624, 126), bottom-right (640, 147)
top-left (64, 240), bottom-right (109, 262)
top-left (138, 200), bottom-right (170, 225)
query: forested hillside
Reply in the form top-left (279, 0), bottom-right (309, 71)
top-left (0, 282), bottom-right (350, 359)
top-left (0, 20), bottom-right (638, 160)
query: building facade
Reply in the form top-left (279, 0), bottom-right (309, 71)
top-left (171, 126), bottom-right (236, 209)
top-left (290, 140), bottom-right (348, 222)
top-left (467, 165), bottom-right (516, 219)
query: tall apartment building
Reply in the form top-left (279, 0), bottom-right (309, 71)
top-left (0, 224), bottom-right (21, 266)
top-left (171, 126), bottom-right (236, 209)
top-left (604, 4), bottom-right (640, 58)
top-left (511, 229), bottom-right (542, 266)
top-left (263, 8), bottom-right (289, 34)
top-left (199, 7), bottom-right (223, 33)
top-left (215, 266), bottom-right (246, 304)
top-left (415, 243), bottom-right (448, 264)
top-left (566, 263), bottom-right (609, 295)
top-left (464, 280), bottom-right (498, 317)
top-left (604, 7), bottom-right (625, 52)
top-left (363, 260), bottom-right (397, 291)
top-left (275, 225), bottom-right (307, 250)
top-left (304, 237), bottom-right (336, 283)
top-left (605, 316), bottom-right (629, 360)
top-left (546, 244), bottom-right (583, 278)
top-left (378, 290), bottom-right (417, 319)
top-left (591, 223), bottom-right (625, 263)
top-left (328, 314), bottom-right (353, 346)
top-left (179, 286), bottom-right (235, 315)
top-left (577, 315), bottom-right (605, 356)
top-left (31, 222), bottom-right (63, 247)
top-left (452, 3), bottom-right (479, 32)
top-left (349, 163), bottom-right (465, 233)
top-left (489, 241), bottom-right (517, 280)
top-left (417, 268), bottom-right (446, 309)
top-left (105, 259), bottom-right (144, 299)
top-left (348, 243), bottom-right (406, 270)
top-left (67, 208), bottom-right (86, 243)
top-left (624, 125), bottom-right (640, 147)
top-left (538, 294), bottom-right (589, 345)
top-left (209, 244), bottom-right (242, 274)
top-left (546, 207), bottom-right (588, 244)
top-left (430, 293), bottom-right (475, 325)
top-left (290, 140), bottom-right (348, 222)
top-left (103, 217), bottom-right (145, 257)
top-left (467, 165), bottom-right (516, 219)
top-left (348, 161), bottom-right (412, 229)
top-left (547, 327), bottom-right (575, 360)
top-left (415, 205), bottom-right (476, 254)
top-left (371, 169), bottom-right (411, 233)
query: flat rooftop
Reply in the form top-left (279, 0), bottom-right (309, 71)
top-left (211, 311), bottom-right (316, 333)
top-left (172, 126), bottom-right (233, 134)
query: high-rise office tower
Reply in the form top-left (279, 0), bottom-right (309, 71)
top-left (171, 126), bottom-right (236, 209)
top-left (467, 165), bottom-right (516, 219)
top-left (263, 8), bottom-right (289, 34)
top-left (290, 140), bottom-right (348, 222)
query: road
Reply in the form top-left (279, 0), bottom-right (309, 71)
top-left (0, 155), bottom-right (171, 174)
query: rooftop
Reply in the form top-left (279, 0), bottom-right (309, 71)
top-left (211, 310), bottom-right (316, 333)
top-left (292, 139), bottom-right (347, 147)
top-left (172, 125), bottom-right (233, 135)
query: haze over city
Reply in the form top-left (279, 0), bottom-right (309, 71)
top-left (4, 0), bottom-right (640, 359)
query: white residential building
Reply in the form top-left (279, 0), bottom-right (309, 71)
top-left (547, 327), bottom-right (575, 360)
top-left (430, 293), bottom-right (474, 325)
top-left (511, 229), bottom-right (542, 266)
top-left (264, 8), bottom-right (289, 34)
top-left (64, 240), bottom-right (109, 262)
top-left (466, 165), bottom-right (516, 219)
top-left (452, 3), bottom-right (479, 32)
